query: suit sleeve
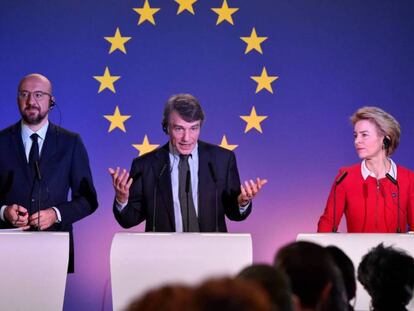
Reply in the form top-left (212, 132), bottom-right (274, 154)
top-left (113, 158), bottom-right (147, 228)
top-left (56, 135), bottom-right (98, 226)
top-left (317, 169), bottom-right (346, 232)
top-left (223, 151), bottom-right (252, 221)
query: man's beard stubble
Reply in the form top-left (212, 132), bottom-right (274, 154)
top-left (21, 106), bottom-right (48, 125)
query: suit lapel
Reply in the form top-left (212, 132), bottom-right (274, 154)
top-left (10, 122), bottom-right (32, 184)
top-left (38, 123), bottom-right (58, 181)
top-left (154, 144), bottom-right (176, 230)
top-left (197, 141), bottom-right (213, 227)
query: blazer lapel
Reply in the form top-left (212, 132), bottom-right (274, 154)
top-left (38, 123), bottom-right (58, 181)
top-left (10, 122), bottom-right (32, 184)
top-left (197, 141), bottom-right (214, 227)
top-left (153, 144), bottom-right (176, 230)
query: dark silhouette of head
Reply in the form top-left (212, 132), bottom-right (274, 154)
top-left (237, 264), bottom-right (295, 311)
top-left (326, 245), bottom-right (356, 310)
top-left (358, 243), bottom-right (414, 311)
top-left (126, 284), bottom-right (195, 311)
top-left (194, 277), bottom-right (272, 311)
top-left (274, 241), bottom-right (347, 311)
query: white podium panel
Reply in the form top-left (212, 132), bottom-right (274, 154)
top-left (297, 233), bottom-right (414, 311)
top-left (0, 232), bottom-right (69, 311)
top-left (110, 233), bottom-right (253, 311)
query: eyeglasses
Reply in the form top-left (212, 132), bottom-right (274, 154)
top-left (18, 90), bottom-right (52, 101)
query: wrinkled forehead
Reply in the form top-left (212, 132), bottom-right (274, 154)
top-left (169, 110), bottom-right (201, 127)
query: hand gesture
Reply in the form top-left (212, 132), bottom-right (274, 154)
top-left (108, 167), bottom-right (133, 204)
top-left (238, 178), bottom-right (268, 206)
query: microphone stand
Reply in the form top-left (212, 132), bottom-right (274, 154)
top-left (332, 171), bottom-right (348, 232)
top-left (152, 164), bottom-right (167, 232)
top-left (35, 161), bottom-right (42, 231)
top-left (185, 170), bottom-right (190, 232)
top-left (208, 162), bottom-right (219, 232)
top-left (386, 173), bottom-right (401, 233)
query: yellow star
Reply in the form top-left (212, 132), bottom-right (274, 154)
top-left (211, 0), bottom-right (239, 25)
top-left (93, 67), bottom-right (121, 93)
top-left (240, 27), bottom-right (268, 54)
top-left (104, 27), bottom-right (132, 54)
top-left (251, 67), bottom-right (279, 94)
top-left (219, 135), bottom-right (238, 151)
top-left (133, 0), bottom-right (160, 25)
top-left (175, 0), bottom-right (198, 15)
top-left (240, 106), bottom-right (268, 133)
top-left (132, 135), bottom-right (159, 156)
top-left (103, 106), bottom-right (131, 133)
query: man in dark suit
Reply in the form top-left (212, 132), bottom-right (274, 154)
top-left (0, 73), bottom-right (98, 272)
top-left (109, 94), bottom-right (266, 232)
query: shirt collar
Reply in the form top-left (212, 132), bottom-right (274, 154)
top-left (361, 158), bottom-right (397, 180)
top-left (21, 121), bottom-right (49, 142)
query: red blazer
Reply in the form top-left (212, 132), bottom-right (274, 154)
top-left (318, 163), bottom-right (414, 233)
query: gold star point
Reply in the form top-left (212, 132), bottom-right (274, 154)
top-left (240, 27), bottom-right (268, 54)
top-left (93, 67), bottom-right (121, 93)
top-left (251, 67), bottom-right (279, 94)
top-left (219, 135), bottom-right (238, 151)
top-left (175, 0), bottom-right (198, 15)
top-left (104, 27), bottom-right (132, 54)
top-left (211, 0), bottom-right (239, 25)
top-left (132, 135), bottom-right (159, 156)
top-left (103, 106), bottom-right (131, 133)
top-left (240, 106), bottom-right (268, 133)
top-left (133, 0), bottom-right (160, 25)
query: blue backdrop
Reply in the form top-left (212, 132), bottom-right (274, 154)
top-left (1, 1), bottom-right (413, 310)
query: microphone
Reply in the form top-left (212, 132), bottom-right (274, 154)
top-left (208, 162), bottom-right (219, 232)
top-left (386, 173), bottom-right (401, 233)
top-left (34, 161), bottom-right (42, 181)
top-left (185, 170), bottom-right (191, 231)
top-left (34, 161), bottom-right (42, 231)
top-left (332, 171), bottom-right (348, 232)
top-left (152, 163), bottom-right (167, 232)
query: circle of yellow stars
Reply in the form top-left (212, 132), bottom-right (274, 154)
top-left (94, 0), bottom-right (278, 156)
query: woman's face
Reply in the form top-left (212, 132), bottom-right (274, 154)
top-left (354, 119), bottom-right (385, 160)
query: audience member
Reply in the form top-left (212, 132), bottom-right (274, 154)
top-left (358, 243), bottom-right (414, 311)
top-left (237, 264), bottom-right (295, 311)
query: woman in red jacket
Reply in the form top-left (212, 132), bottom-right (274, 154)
top-left (318, 107), bottom-right (414, 233)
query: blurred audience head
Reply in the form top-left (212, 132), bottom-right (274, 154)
top-left (194, 277), bottom-right (272, 311)
top-left (358, 243), bottom-right (414, 311)
top-left (274, 241), bottom-right (347, 311)
top-left (126, 284), bottom-right (195, 311)
top-left (326, 245), bottom-right (356, 310)
top-left (237, 264), bottom-right (295, 311)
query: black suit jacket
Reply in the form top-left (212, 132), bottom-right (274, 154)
top-left (0, 122), bottom-right (98, 272)
top-left (113, 141), bottom-right (251, 232)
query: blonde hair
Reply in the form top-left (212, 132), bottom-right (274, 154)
top-left (350, 106), bottom-right (401, 156)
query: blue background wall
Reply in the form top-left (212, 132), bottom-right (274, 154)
top-left (1, 1), bottom-right (413, 310)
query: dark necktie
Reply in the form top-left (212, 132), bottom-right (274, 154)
top-left (29, 133), bottom-right (40, 166)
top-left (178, 155), bottom-right (200, 232)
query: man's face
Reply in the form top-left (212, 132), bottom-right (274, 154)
top-left (17, 75), bottom-right (51, 126)
top-left (168, 111), bottom-right (201, 155)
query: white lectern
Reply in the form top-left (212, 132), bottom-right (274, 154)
top-left (110, 233), bottom-right (253, 311)
top-left (297, 233), bottom-right (414, 311)
top-left (0, 231), bottom-right (69, 311)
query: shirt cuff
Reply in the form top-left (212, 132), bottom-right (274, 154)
top-left (115, 199), bottom-right (128, 212)
top-left (239, 200), bottom-right (251, 214)
top-left (0, 205), bottom-right (7, 221)
top-left (51, 207), bottom-right (62, 223)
